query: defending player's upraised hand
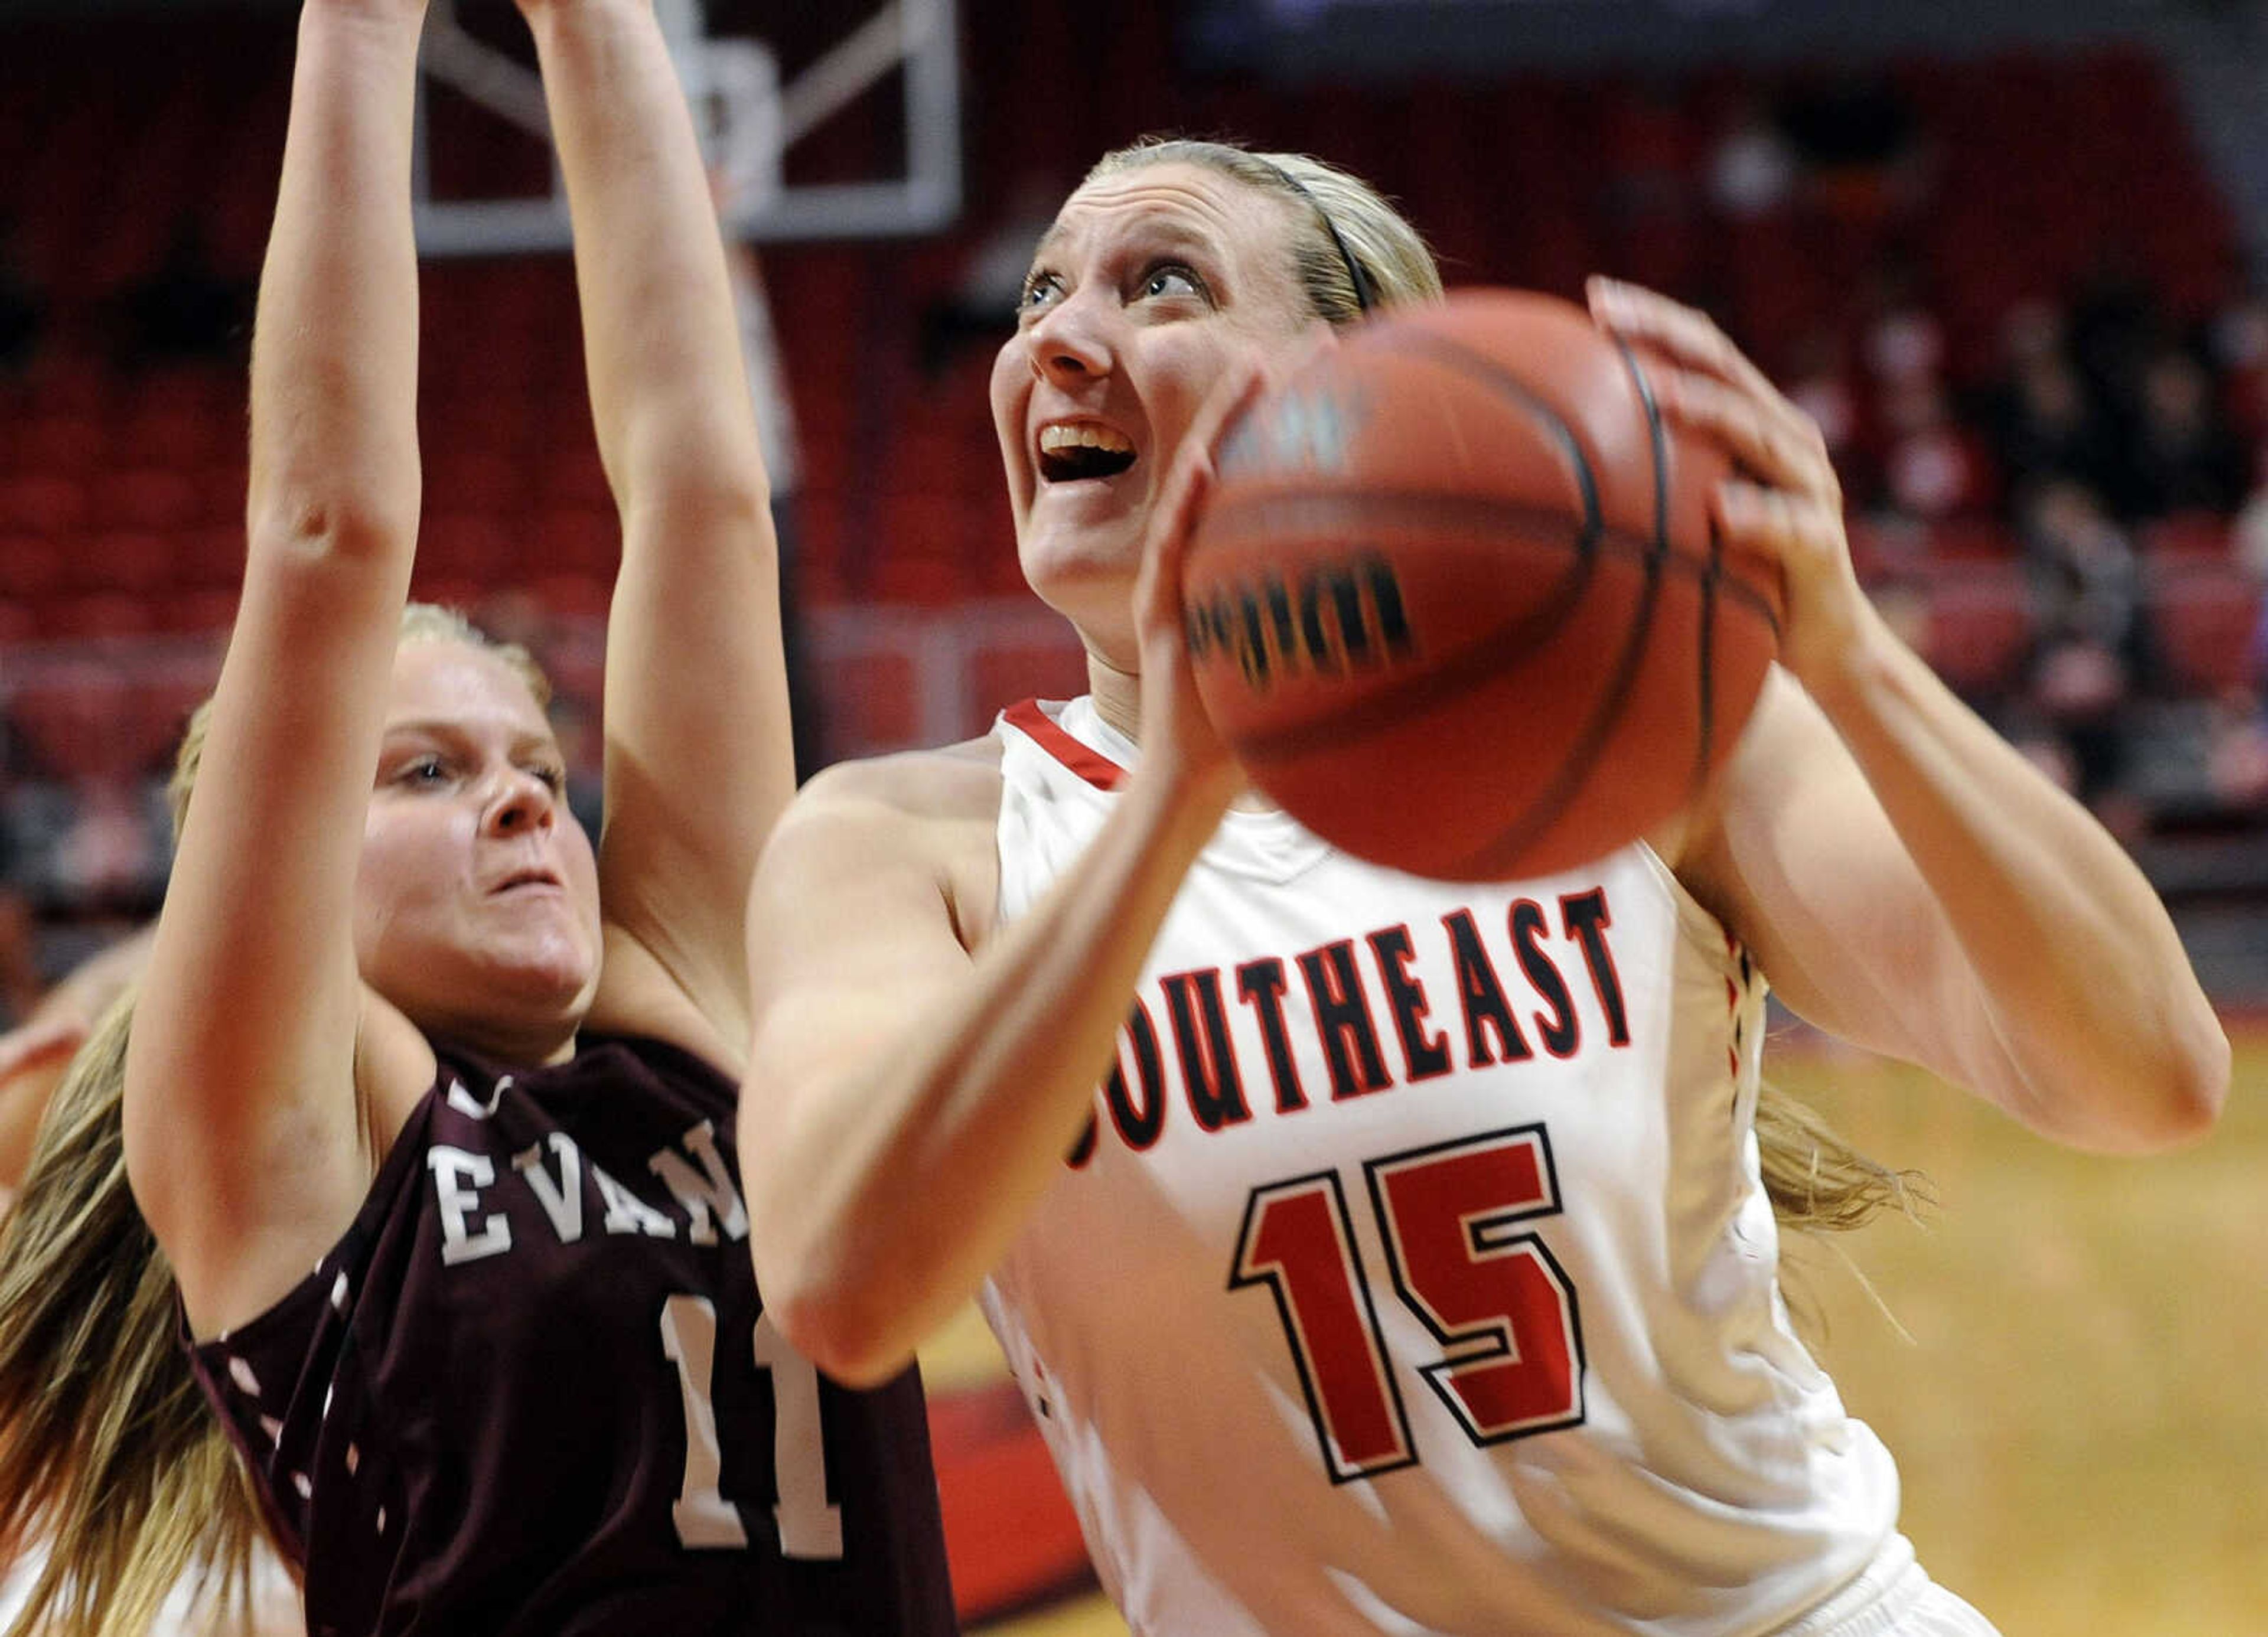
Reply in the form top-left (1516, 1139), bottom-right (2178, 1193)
top-left (1586, 275), bottom-right (1865, 681)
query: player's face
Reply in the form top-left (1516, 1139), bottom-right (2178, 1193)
top-left (992, 162), bottom-right (1320, 653)
top-left (353, 641), bottom-right (602, 1056)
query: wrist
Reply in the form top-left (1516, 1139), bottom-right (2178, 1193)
top-left (1775, 553), bottom-right (1883, 691)
top-left (1785, 594), bottom-right (1902, 718)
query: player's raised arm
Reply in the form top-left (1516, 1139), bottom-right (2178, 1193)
top-left (519, 0), bottom-right (792, 1067)
top-left (1591, 278), bottom-right (2228, 1153)
top-left (123, 0), bottom-right (430, 1335)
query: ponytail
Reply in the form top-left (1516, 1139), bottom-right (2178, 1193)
top-left (1754, 1081), bottom-right (1927, 1235)
top-left (0, 992), bottom-right (267, 1636)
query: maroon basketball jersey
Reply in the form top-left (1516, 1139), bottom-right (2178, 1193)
top-left (185, 1035), bottom-right (958, 1636)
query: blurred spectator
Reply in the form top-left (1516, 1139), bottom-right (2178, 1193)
top-left (1783, 325), bottom-right (1869, 492)
top-left (3, 679), bottom-right (174, 918)
top-left (1707, 94), bottom-right (1797, 220)
top-left (1879, 378), bottom-right (1994, 520)
top-left (2065, 259), bottom-right (2162, 456)
top-left (2210, 294), bottom-right (2268, 446)
top-left (2010, 480), bottom-right (2161, 834)
top-left (2205, 707), bottom-right (2268, 808)
top-left (1860, 266), bottom-right (1946, 390)
top-left (2127, 347), bottom-right (2249, 519)
top-left (116, 217), bottom-right (250, 369)
top-left (2220, 509), bottom-right (2268, 808)
top-left (1989, 327), bottom-right (2126, 507)
top-left (3, 775), bottom-right (171, 917)
top-left (50, 779), bottom-right (167, 908)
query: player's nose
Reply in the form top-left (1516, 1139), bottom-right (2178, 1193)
top-left (1029, 288), bottom-right (1112, 387)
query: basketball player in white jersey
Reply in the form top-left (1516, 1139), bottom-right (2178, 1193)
top-left (738, 138), bottom-right (2227, 1635)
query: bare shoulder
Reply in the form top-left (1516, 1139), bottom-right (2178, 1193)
top-left (765, 736), bottom-right (1007, 951)
top-left (797, 735), bottom-right (1004, 820)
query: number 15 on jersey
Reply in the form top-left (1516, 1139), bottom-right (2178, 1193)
top-left (1230, 1124), bottom-right (1586, 1482)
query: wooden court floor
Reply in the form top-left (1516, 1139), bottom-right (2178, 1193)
top-left (947, 1024), bottom-right (2268, 1637)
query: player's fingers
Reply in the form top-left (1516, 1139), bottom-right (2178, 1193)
top-left (1588, 275), bottom-right (1778, 405)
top-left (1653, 366), bottom-right (1839, 506)
top-left (1713, 478), bottom-right (1845, 570)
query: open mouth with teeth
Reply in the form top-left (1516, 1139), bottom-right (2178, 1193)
top-left (1038, 423), bottom-right (1137, 483)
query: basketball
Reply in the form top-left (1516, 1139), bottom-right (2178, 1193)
top-left (1181, 288), bottom-right (1784, 881)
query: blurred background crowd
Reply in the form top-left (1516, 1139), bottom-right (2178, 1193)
top-left (6, 0), bottom-right (2268, 1012)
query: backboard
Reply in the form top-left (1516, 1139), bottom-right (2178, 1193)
top-left (411, 0), bottom-right (960, 255)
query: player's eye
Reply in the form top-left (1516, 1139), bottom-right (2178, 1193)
top-left (1139, 263), bottom-right (1206, 302)
top-left (396, 755), bottom-right (449, 787)
top-left (1018, 270), bottom-right (1065, 315)
top-left (526, 764), bottom-right (568, 794)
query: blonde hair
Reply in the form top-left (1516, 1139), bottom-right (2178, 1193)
top-left (1754, 1080), bottom-right (1926, 1235)
top-left (0, 602), bottom-right (545, 1633)
top-left (0, 993), bottom-right (268, 1637)
top-left (1084, 138), bottom-right (1445, 324)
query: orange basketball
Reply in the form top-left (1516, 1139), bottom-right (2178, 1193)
top-left (1182, 288), bottom-right (1783, 881)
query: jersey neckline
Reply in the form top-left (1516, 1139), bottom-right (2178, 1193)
top-left (1001, 697), bottom-right (1335, 886)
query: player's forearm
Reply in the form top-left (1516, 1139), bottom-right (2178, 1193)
top-left (523, 0), bottom-right (771, 522)
top-left (527, 0), bottom-right (791, 1004)
top-left (245, 1), bottom-right (425, 563)
top-left (751, 774), bottom-right (1231, 1387)
top-left (1801, 604), bottom-right (2226, 1149)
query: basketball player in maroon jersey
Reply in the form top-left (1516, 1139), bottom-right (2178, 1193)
top-left (733, 141), bottom-right (2226, 1634)
top-left (82, 1), bottom-right (957, 1631)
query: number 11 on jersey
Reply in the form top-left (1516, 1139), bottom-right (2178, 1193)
top-left (660, 1294), bottom-right (846, 1559)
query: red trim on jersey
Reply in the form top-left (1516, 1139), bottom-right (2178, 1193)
top-left (1003, 698), bottom-right (1125, 791)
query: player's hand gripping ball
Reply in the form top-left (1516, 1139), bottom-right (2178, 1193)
top-left (1181, 288), bottom-right (1784, 881)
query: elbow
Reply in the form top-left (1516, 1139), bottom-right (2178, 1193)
top-left (745, 1192), bottom-right (921, 1390)
top-left (2144, 1007), bottom-right (2230, 1149)
top-left (619, 445), bottom-right (775, 538)
top-left (764, 1287), bottom-right (919, 1392)
top-left (2069, 1009), bottom-right (2230, 1155)
top-left (247, 484), bottom-right (418, 575)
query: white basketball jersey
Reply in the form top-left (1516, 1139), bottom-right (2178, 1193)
top-left (980, 697), bottom-right (1901, 1637)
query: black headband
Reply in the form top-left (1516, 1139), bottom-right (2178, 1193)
top-left (1260, 160), bottom-right (1377, 317)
